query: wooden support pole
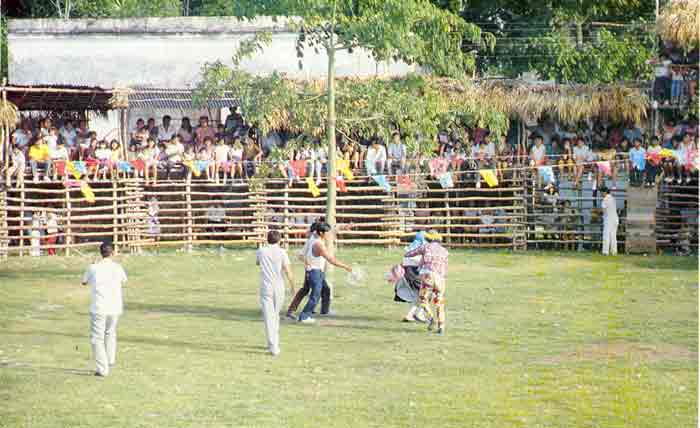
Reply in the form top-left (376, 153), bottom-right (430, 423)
top-left (283, 182), bottom-right (289, 248)
top-left (112, 180), bottom-right (119, 250)
top-left (65, 186), bottom-right (72, 257)
top-left (186, 179), bottom-right (193, 252)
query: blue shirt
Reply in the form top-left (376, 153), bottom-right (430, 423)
top-left (629, 147), bottom-right (646, 170)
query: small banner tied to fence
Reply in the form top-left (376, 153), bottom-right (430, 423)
top-left (80, 182), bottom-right (96, 203)
top-left (646, 151), bottom-right (662, 166)
top-left (479, 169), bottom-right (499, 187)
top-left (372, 175), bottom-right (392, 192)
top-left (306, 177), bottom-right (321, 197)
top-left (659, 148), bottom-right (675, 159)
top-left (183, 160), bottom-right (201, 177)
top-left (438, 172), bottom-right (454, 189)
top-left (117, 161), bottom-right (132, 173)
top-left (336, 159), bottom-right (354, 181)
top-left (65, 161), bottom-right (82, 180)
top-left (596, 161), bottom-right (612, 177)
top-left (336, 176), bottom-right (348, 193)
top-left (131, 159), bottom-right (145, 172)
top-left (537, 166), bottom-right (556, 184)
top-left (429, 158), bottom-right (449, 178)
top-left (291, 160), bottom-right (307, 178)
top-left (397, 174), bottom-right (415, 192)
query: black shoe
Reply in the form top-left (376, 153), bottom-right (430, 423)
top-left (94, 371), bottom-right (106, 377)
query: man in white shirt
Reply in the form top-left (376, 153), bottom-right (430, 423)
top-left (387, 132), bottom-right (407, 175)
top-left (601, 187), bottom-right (619, 256)
top-left (82, 243), bottom-right (127, 377)
top-left (365, 138), bottom-right (387, 175)
top-left (157, 115), bottom-right (177, 143)
top-left (256, 230), bottom-right (295, 356)
top-left (530, 136), bottom-right (547, 166)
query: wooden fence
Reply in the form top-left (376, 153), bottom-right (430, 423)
top-left (0, 168), bottom-right (697, 256)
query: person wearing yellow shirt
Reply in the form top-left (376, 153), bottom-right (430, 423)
top-left (29, 137), bottom-right (52, 183)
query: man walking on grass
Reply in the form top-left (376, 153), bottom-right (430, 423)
top-left (82, 242), bottom-right (127, 377)
top-left (298, 223), bottom-right (352, 324)
top-left (404, 230), bottom-right (449, 335)
top-left (256, 230), bottom-right (296, 356)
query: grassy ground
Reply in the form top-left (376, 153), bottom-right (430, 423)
top-left (0, 248), bottom-right (697, 428)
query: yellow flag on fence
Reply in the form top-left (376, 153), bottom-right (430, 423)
top-left (80, 182), bottom-right (96, 203)
top-left (305, 177), bottom-right (321, 197)
top-left (66, 161), bottom-right (81, 180)
top-left (183, 160), bottom-right (201, 177)
top-left (336, 159), bottom-right (354, 181)
top-left (480, 169), bottom-right (499, 187)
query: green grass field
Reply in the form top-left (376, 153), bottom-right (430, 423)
top-left (0, 248), bottom-right (697, 428)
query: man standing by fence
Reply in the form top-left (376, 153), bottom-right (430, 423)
top-left (256, 230), bottom-right (295, 356)
top-left (601, 187), bottom-right (619, 256)
top-left (82, 242), bottom-right (127, 377)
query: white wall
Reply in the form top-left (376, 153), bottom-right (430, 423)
top-left (8, 18), bottom-right (414, 88)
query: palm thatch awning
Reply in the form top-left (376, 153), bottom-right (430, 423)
top-left (4, 85), bottom-right (113, 112)
top-left (657, 0), bottom-right (700, 49)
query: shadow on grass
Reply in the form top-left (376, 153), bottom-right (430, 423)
top-left (6, 329), bottom-right (265, 354)
top-left (126, 302), bottom-right (260, 322)
top-left (628, 256), bottom-right (698, 272)
top-left (0, 362), bottom-right (93, 376)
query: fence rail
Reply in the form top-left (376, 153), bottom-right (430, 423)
top-left (1, 168), bottom-right (697, 256)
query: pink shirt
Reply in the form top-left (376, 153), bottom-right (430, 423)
top-left (405, 242), bottom-right (449, 278)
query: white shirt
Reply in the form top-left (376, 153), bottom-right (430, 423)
top-left (207, 206), bottom-right (226, 223)
top-left (214, 145), bottom-right (230, 162)
top-left (530, 145), bottom-right (546, 163)
top-left (46, 216), bottom-right (59, 234)
top-left (573, 145), bottom-right (591, 162)
top-left (602, 194), bottom-right (619, 227)
top-left (366, 145), bottom-right (387, 163)
top-left (82, 259), bottom-right (127, 315)
top-left (46, 135), bottom-right (58, 151)
top-left (50, 146), bottom-right (69, 160)
top-left (256, 244), bottom-right (291, 289)
top-left (307, 240), bottom-right (327, 271)
top-left (299, 233), bottom-right (318, 271)
top-left (158, 125), bottom-right (177, 142)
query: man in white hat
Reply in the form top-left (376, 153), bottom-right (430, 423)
top-left (82, 242), bottom-right (127, 377)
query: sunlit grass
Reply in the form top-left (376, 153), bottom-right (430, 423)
top-left (0, 248), bottom-right (697, 428)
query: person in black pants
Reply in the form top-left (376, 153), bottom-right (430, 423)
top-left (285, 220), bottom-right (332, 319)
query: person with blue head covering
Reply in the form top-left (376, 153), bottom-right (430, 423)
top-left (394, 231), bottom-right (428, 323)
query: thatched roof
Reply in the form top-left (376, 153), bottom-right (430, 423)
top-left (657, 0), bottom-right (700, 49)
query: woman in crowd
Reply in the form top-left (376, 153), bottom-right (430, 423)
top-left (178, 117), bottom-right (194, 146)
top-left (140, 138), bottom-right (159, 185)
top-left (229, 137), bottom-right (245, 182)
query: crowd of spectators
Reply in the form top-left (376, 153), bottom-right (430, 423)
top-left (4, 112), bottom-right (698, 189)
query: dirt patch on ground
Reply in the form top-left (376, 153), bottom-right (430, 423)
top-left (539, 342), bottom-right (697, 365)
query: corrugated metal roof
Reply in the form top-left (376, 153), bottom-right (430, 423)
top-left (127, 86), bottom-right (239, 110)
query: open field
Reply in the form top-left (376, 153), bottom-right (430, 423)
top-left (0, 248), bottom-right (697, 428)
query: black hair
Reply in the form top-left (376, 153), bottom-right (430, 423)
top-left (634, 138), bottom-right (642, 144)
top-left (600, 186), bottom-right (610, 194)
top-left (267, 230), bottom-right (282, 245)
top-left (163, 115), bottom-right (171, 121)
top-left (316, 222), bottom-right (331, 234)
top-left (100, 242), bottom-right (113, 258)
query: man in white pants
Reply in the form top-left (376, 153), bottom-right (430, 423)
top-left (256, 230), bottom-right (295, 356)
top-left (601, 187), bottom-right (619, 256)
top-left (82, 242), bottom-right (127, 377)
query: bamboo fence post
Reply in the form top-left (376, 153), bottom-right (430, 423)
top-left (186, 179), bottom-right (193, 253)
top-left (112, 180), bottom-right (119, 250)
top-left (283, 182), bottom-right (290, 248)
top-left (18, 183), bottom-right (24, 257)
top-left (0, 184), bottom-right (7, 261)
top-left (445, 189), bottom-right (452, 246)
top-left (64, 186), bottom-right (72, 257)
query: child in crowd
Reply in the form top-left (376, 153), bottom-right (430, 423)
top-left (573, 138), bottom-right (591, 187)
top-left (214, 139), bottom-right (231, 184)
top-left (628, 138), bottom-right (646, 187)
top-left (229, 137), bottom-right (245, 181)
top-left (645, 136), bottom-right (662, 187)
top-left (110, 140), bottom-right (124, 179)
top-left (139, 138), bottom-right (159, 185)
top-left (8, 145), bottom-right (26, 188)
top-left (556, 139), bottom-right (574, 179)
top-left (46, 127), bottom-right (59, 153)
top-left (183, 144), bottom-right (197, 181)
top-left (94, 140), bottom-right (112, 181)
top-left (50, 141), bottom-right (69, 180)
